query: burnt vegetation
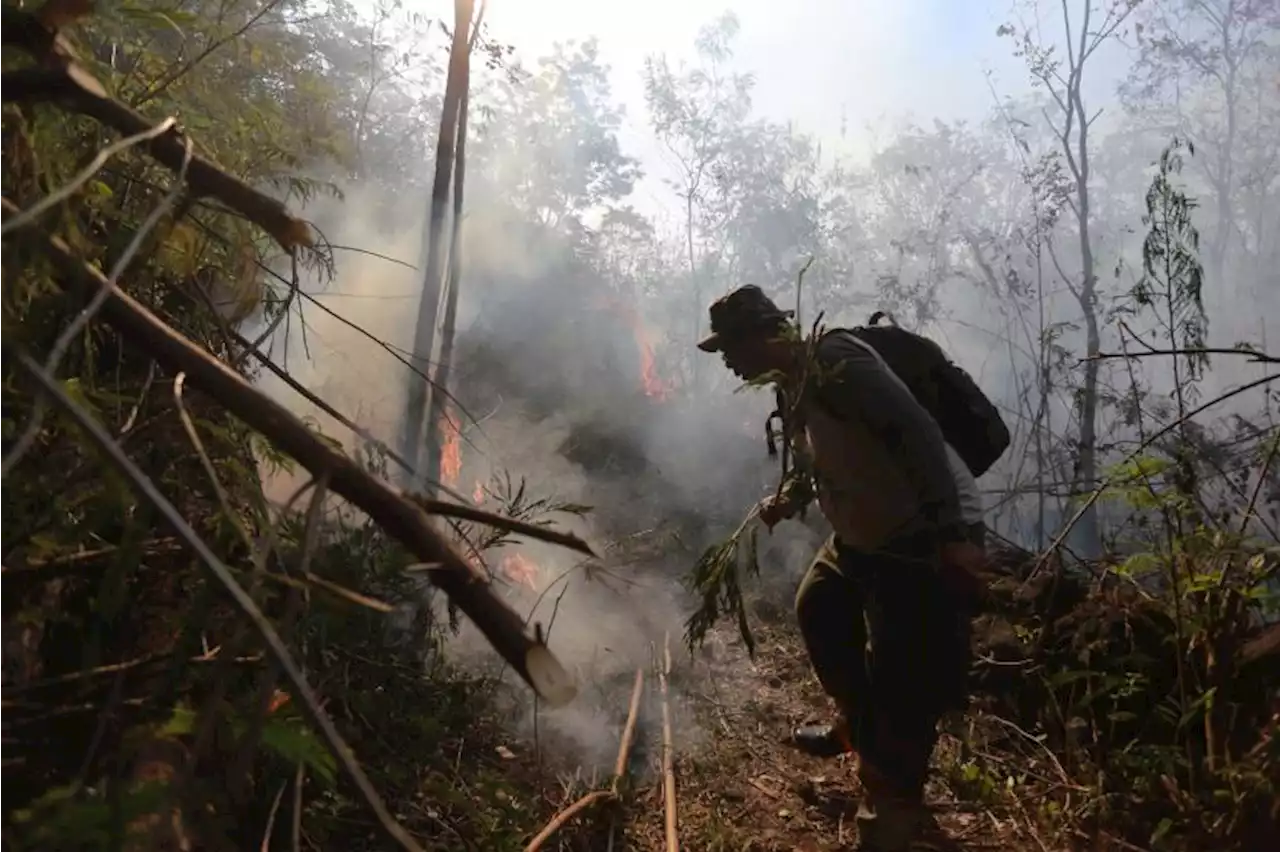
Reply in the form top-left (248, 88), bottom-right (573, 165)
top-left (3, 1), bottom-right (1279, 852)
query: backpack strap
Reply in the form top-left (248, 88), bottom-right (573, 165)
top-left (806, 328), bottom-right (913, 425)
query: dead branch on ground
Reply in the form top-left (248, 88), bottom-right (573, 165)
top-left (660, 633), bottom-right (679, 851)
top-left (614, 668), bottom-right (645, 794)
top-left (522, 667), bottom-right (646, 852)
top-left (522, 790), bottom-right (612, 852)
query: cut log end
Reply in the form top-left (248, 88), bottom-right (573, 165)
top-left (526, 644), bottom-right (577, 707)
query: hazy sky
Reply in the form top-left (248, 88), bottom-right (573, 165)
top-left (479, 0), bottom-right (1134, 224)
top-left (494, 0), bottom-right (1012, 135)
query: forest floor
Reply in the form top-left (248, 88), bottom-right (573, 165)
top-left (507, 603), bottom-right (1058, 852)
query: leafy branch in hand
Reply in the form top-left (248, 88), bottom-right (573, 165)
top-left (684, 508), bottom-right (762, 656)
top-left (684, 260), bottom-right (830, 656)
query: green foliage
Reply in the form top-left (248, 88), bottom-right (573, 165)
top-left (1130, 137), bottom-right (1210, 381)
top-left (289, 516), bottom-right (559, 851)
top-left (972, 436), bottom-right (1279, 849)
top-left (472, 37), bottom-right (641, 232)
top-left (684, 515), bottom-right (762, 656)
top-left (6, 782), bottom-right (172, 851)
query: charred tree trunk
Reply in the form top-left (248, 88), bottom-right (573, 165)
top-left (401, 0), bottom-right (475, 491)
top-left (420, 5), bottom-right (480, 500)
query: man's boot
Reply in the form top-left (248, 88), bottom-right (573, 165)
top-left (853, 761), bottom-right (931, 852)
top-left (788, 714), bottom-right (855, 758)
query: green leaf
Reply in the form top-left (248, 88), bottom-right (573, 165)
top-left (158, 705), bottom-right (197, 737)
top-left (260, 716), bottom-right (338, 786)
top-left (28, 533), bottom-right (63, 561)
top-left (1116, 552), bottom-right (1159, 579)
top-left (1046, 669), bottom-right (1093, 688)
top-left (60, 377), bottom-right (100, 420)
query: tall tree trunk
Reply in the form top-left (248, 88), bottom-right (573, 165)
top-left (1208, 4), bottom-right (1239, 290)
top-left (685, 190), bottom-right (701, 389)
top-left (400, 0), bottom-right (475, 489)
top-left (1054, 0), bottom-right (1126, 557)
top-left (1072, 18), bottom-right (1100, 553)
top-left (422, 7), bottom-right (481, 500)
top-left (1074, 216), bottom-right (1102, 553)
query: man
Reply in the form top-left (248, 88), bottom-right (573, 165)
top-left (697, 285), bottom-right (987, 852)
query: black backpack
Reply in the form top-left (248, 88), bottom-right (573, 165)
top-left (843, 312), bottom-right (1011, 477)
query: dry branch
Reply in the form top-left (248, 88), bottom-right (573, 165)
top-left (236, 333), bottom-right (418, 474)
top-left (3, 538), bottom-right (183, 580)
top-left (522, 790), bottom-right (612, 852)
top-left (2, 7), bottom-right (311, 252)
top-left (660, 633), bottom-right (679, 852)
top-left (404, 494), bottom-right (592, 555)
top-left (7, 651), bottom-right (262, 696)
top-left (613, 668), bottom-right (645, 793)
top-left (207, 333), bottom-right (594, 552)
top-left (522, 666), bottom-right (646, 852)
top-left (1, 199), bottom-right (578, 708)
top-left (1086, 347), bottom-right (1280, 365)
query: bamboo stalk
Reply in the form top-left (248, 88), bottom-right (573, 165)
top-left (612, 668), bottom-right (645, 793)
top-left (660, 633), bottom-right (679, 851)
top-left (525, 667), bottom-right (647, 852)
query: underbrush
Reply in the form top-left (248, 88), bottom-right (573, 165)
top-left (967, 474), bottom-right (1279, 850)
top-left (3, 493), bottom-right (572, 851)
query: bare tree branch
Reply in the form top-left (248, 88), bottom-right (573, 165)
top-left (1085, 347), bottom-right (1279, 365)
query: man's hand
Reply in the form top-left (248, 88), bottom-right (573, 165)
top-left (941, 540), bottom-right (985, 573)
top-left (757, 494), bottom-right (797, 531)
top-left (939, 540), bottom-right (990, 613)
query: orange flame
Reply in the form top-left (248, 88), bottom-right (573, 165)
top-left (588, 293), bottom-right (673, 400)
top-left (633, 325), bottom-right (670, 401)
top-left (438, 411), bottom-right (461, 487)
top-left (473, 479), bottom-right (485, 504)
top-left (499, 552), bottom-right (540, 590)
top-left (268, 689), bottom-right (290, 714)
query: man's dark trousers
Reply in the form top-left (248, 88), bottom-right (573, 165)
top-left (794, 527), bottom-right (981, 799)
